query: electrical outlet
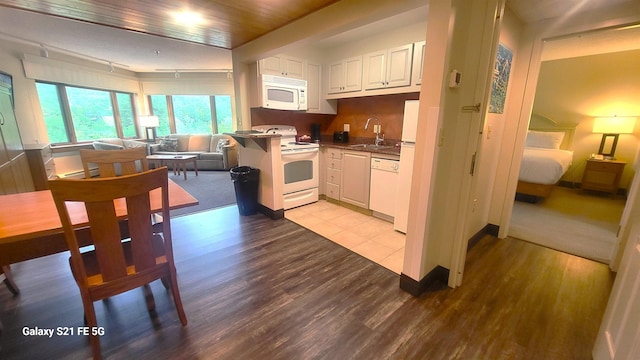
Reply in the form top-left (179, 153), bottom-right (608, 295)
top-left (344, 124), bottom-right (350, 132)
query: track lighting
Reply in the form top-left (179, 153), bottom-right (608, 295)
top-left (39, 44), bottom-right (49, 58)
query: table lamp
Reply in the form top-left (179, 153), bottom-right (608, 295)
top-left (592, 116), bottom-right (636, 160)
top-left (139, 115), bottom-right (159, 142)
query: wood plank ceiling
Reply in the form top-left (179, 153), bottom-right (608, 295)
top-left (0, 0), bottom-right (340, 49)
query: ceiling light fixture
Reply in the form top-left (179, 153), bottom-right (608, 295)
top-left (171, 9), bottom-right (205, 25)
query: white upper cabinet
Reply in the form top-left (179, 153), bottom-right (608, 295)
top-left (412, 41), bottom-right (426, 86)
top-left (307, 61), bottom-right (337, 114)
top-left (362, 44), bottom-right (413, 90)
top-left (328, 56), bottom-right (362, 94)
top-left (259, 55), bottom-right (306, 79)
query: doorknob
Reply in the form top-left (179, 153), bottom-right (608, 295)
top-left (461, 103), bottom-right (481, 113)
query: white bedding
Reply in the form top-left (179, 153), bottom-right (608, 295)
top-left (519, 147), bottom-right (573, 185)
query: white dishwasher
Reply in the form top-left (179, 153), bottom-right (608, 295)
top-left (369, 157), bottom-right (399, 219)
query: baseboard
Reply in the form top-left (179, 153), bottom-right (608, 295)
top-left (400, 224), bottom-right (498, 297)
top-left (468, 224), bottom-right (498, 250)
top-left (400, 266), bottom-right (449, 297)
top-left (258, 204), bottom-right (284, 220)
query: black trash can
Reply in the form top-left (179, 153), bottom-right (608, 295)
top-left (230, 166), bottom-right (260, 216)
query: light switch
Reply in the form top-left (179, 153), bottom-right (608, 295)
top-left (344, 124), bottom-right (350, 132)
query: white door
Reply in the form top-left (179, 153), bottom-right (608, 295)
top-left (593, 160), bottom-right (640, 359)
top-left (593, 222), bottom-right (640, 359)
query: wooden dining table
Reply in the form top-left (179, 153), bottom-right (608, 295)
top-left (0, 179), bottom-right (198, 295)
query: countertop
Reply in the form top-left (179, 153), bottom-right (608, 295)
top-left (319, 141), bottom-right (401, 157)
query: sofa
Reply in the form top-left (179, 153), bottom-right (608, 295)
top-left (150, 134), bottom-right (238, 171)
top-left (92, 138), bottom-right (152, 154)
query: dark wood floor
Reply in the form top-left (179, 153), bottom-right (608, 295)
top-left (0, 205), bottom-right (614, 359)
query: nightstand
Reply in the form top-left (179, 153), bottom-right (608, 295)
top-left (581, 159), bottom-right (626, 195)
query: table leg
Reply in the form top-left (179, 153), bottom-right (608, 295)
top-left (182, 161), bottom-right (187, 180)
top-left (193, 158), bottom-right (199, 177)
top-left (1, 265), bottom-right (20, 295)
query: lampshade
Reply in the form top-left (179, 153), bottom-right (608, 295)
top-left (593, 117), bottom-right (636, 134)
top-left (139, 115), bottom-right (159, 127)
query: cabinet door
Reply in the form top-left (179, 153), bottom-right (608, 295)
top-left (340, 151), bottom-right (370, 208)
top-left (343, 56), bottom-right (363, 92)
top-left (0, 162), bottom-right (16, 195)
top-left (412, 41), bottom-right (426, 86)
top-left (283, 56), bottom-right (305, 79)
top-left (363, 50), bottom-right (387, 90)
top-left (328, 61), bottom-right (345, 94)
top-left (259, 55), bottom-right (284, 76)
top-left (307, 62), bottom-right (321, 113)
top-left (386, 44), bottom-right (413, 88)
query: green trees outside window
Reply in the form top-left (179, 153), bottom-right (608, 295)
top-left (36, 81), bottom-right (235, 144)
top-left (149, 94), bottom-right (234, 136)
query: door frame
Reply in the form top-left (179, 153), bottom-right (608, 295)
top-left (495, 11), bottom-right (640, 269)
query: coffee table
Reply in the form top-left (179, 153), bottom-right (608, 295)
top-left (146, 154), bottom-right (199, 180)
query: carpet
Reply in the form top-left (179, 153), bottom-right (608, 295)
top-left (509, 187), bottom-right (624, 263)
top-left (168, 170), bottom-right (237, 217)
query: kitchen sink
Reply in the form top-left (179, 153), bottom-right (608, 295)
top-left (348, 144), bottom-right (393, 150)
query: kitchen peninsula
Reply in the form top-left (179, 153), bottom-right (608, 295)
top-left (229, 132), bottom-right (285, 219)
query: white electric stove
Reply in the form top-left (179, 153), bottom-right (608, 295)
top-left (251, 125), bottom-right (319, 209)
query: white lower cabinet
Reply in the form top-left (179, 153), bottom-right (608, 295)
top-left (340, 151), bottom-right (371, 208)
top-left (324, 148), bottom-right (342, 200)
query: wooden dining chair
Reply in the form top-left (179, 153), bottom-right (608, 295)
top-left (80, 147), bottom-right (149, 179)
top-left (80, 147), bottom-right (163, 230)
top-left (48, 167), bottom-right (187, 359)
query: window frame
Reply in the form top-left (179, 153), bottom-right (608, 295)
top-left (36, 81), bottom-right (139, 144)
top-left (148, 94), bottom-right (234, 136)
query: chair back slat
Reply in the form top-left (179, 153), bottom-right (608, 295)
top-left (85, 201), bottom-right (128, 281)
top-left (80, 147), bottom-right (149, 178)
top-left (126, 192), bottom-right (157, 271)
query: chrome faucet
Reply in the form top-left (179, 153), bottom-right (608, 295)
top-left (365, 116), bottom-right (384, 146)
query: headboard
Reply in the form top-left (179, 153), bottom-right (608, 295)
top-left (528, 113), bottom-right (576, 150)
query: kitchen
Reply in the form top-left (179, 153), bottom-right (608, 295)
top-left (233, 9), bottom-right (428, 273)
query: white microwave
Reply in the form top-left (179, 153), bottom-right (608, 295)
top-left (261, 74), bottom-right (307, 111)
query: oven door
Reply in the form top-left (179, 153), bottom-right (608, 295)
top-left (282, 148), bottom-right (319, 194)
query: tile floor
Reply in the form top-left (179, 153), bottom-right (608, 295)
top-left (285, 200), bottom-right (406, 274)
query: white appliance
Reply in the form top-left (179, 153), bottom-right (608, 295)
top-left (251, 125), bottom-right (319, 209)
top-left (370, 157), bottom-right (399, 219)
top-left (260, 74), bottom-right (308, 111)
top-left (394, 100), bottom-right (419, 233)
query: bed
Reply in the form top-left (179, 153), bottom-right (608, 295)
top-left (516, 114), bottom-right (575, 199)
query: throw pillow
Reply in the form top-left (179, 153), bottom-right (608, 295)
top-left (160, 137), bottom-right (179, 152)
top-left (216, 138), bottom-right (230, 153)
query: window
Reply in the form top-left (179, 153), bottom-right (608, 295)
top-left (66, 87), bottom-right (117, 141)
top-left (35, 82), bottom-right (138, 143)
top-left (116, 92), bottom-right (136, 138)
top-left (148, 94), bottom-right (234, 135)
top-left (36, 83), bottom-right (67, 143)
top-left (149, 95), bottom-right (171, 137)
